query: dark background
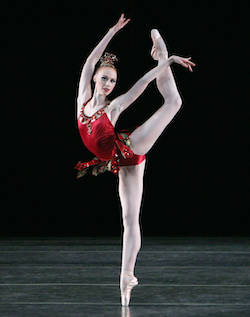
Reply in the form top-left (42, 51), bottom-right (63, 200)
top-left (1, 0), bottom-right (249, 237)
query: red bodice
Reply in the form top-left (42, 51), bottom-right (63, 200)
top-left (75, 100), bottom-right (145, 177)
top-left (78, 108), bottom-right (118, 161)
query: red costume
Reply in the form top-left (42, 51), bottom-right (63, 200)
top-left (75, 99), bottom-right (145, 177)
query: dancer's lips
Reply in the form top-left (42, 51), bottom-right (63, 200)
top-left (103, 88), bottom-right (109, 92)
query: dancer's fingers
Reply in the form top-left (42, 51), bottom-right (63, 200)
top-left (184, 62), bottom-right (195, 71)
top-left (119, 13), bottom-right (130, 27)
top-left (187, 58), bottom-right (196, 66)
top-left (123, 18), bottom-right (130, 26)
top-left (116, 14), bottom-right (123, 26)
top-left (121, 13), bottom-right (128, 21)
top-left (120, 14), bottom-right (126, 23)
top-left (182, 61), bottom-right (189, 68)
top-left (115, 17), bottom-right (130, 30)
top-left (185, 57), bottom-right (196, 66)
top-left (172, 55), bottom-right (196, 71)
top-left (185, 62), bottom-right (193, 71)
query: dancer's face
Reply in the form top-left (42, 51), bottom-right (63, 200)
top-left (93, 67), bottom-right (117, 96)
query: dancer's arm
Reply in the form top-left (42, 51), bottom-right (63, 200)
top-left (111, 56), bottom-right (195, 114)
top-left (77, 14), bottom-right (130, 113)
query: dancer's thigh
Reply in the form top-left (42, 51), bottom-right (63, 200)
top-left (129, 102), bottom-right (181, 156)
top-left (118, 160), bottom-right (146, 218)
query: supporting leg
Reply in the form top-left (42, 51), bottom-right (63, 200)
top-left (118, 160), bottom-right (146, 306)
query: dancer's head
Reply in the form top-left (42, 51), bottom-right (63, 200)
top-left (93, 53), bottom-right (118, 96)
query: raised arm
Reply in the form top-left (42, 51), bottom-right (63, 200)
top-left (77, 14), bottom-right (130, 116)
top-left (111, 55), bottom-right (195, 114)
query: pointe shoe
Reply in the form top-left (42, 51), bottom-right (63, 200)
top-left (121, 276), bottom-right (138, 306)
top-left (150, 29), bottom-right (168, 61)
top-left (121, 306), bottom-right (131, 317)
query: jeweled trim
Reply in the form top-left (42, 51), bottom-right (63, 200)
top-left (79, 99), bottom-right (110, 135)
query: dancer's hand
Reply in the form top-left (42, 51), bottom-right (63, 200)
top-left (171, 56), bottom-right (196, 72)
top-left (110, 13), bottom-right (130, 34)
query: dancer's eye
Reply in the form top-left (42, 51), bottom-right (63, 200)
top-left (111, 79), bottom-right (116, 83)
top-left (102, 76), bottom-right (107, 81)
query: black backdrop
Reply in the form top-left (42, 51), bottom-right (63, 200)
top-left (1, 0), bottom-right (249, 237)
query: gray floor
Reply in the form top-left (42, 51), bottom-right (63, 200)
top-left (0, 237), bottom-right (249, 317)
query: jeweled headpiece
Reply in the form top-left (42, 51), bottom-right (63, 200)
top-left (100, 52), bottom-right (118, 68)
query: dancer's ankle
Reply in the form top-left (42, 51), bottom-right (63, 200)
top-left (121, 270), bottom-right (134, 278)
top-left (158, 52), bottom-right (168, 60)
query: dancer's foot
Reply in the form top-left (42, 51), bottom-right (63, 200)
top-left (120, 271), bottom-right (138, 306)
top-left (150, 29), bottom-right (168, 61)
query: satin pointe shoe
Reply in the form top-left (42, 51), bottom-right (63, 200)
top-left (120, 275), bottom-right (138, 306)
top-left (150, 29), bottom-right (168, 61)
top-left (121, 306), bottom-right (131, 317)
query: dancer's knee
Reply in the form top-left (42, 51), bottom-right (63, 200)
top-left (164, 96), bottom-right (182, 111)
top-left (176, 96), bottom-right (182, 108)
top-left (122, 212), bottom-right (139, 229)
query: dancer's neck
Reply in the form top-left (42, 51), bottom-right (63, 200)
top-left (90, 91), bottom-right (109, 109)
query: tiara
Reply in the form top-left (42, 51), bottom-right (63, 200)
top-left (100, 52), bottom-right (118, 68)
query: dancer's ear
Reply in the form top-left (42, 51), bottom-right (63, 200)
top-left (93, 74), bottom-right (97, 83)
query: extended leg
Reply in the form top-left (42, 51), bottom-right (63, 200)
top-left (118, 160), bottom-right (146, 306)
top-left (130, 30), bottom-right (182, 155)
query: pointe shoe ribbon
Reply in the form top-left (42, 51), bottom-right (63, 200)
top-left (121, 276), bottom-right (138, 306)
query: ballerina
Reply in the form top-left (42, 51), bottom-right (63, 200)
top-left (75, 14), bottom-right (195, 306)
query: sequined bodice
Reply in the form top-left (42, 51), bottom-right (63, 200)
top-left (78, 99), bottom-right (111, 135)
top-left (76, 99), bottom-right (146, 176)
top-left (78, 100), bottom-right (117, 161)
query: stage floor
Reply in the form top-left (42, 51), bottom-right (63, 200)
top-left (0, 237), bottom-right (249, 316)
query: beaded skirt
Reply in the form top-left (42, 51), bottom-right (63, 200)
top-left (75, 131), bottom-right (145, 178)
